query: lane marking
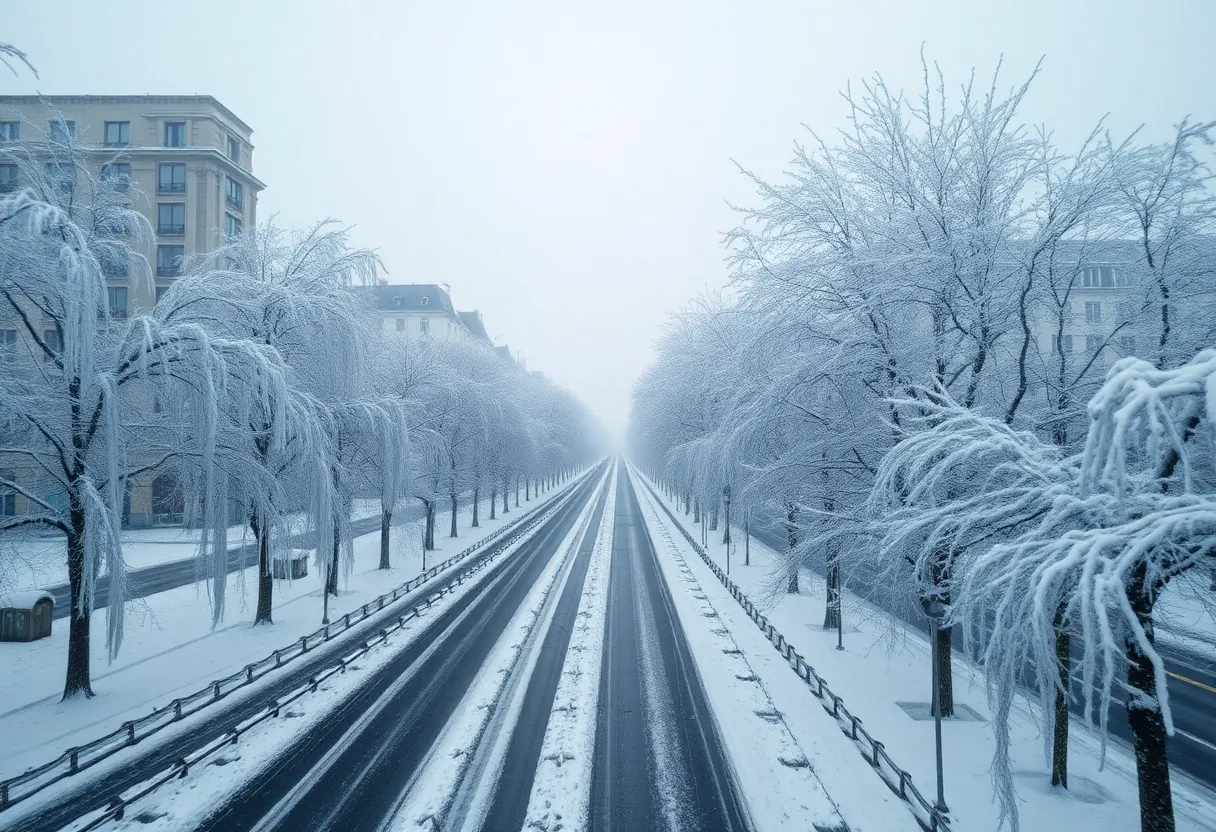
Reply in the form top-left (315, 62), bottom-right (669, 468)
top-left (1167, 670), bottom-right (1216, 694)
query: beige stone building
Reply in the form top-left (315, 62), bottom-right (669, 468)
top-left (0, 95), bottom-right (264, 315)
top-left (0, 95), bottom-right (263, 528)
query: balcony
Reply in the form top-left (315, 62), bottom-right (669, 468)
top-left (157, 224), bottom-right (185, 236)
top-left (156, 263), bottom-right (182, 277)
top-left (225, 194), bottom-right (242, 211)
top-left (158, 182), bottom-right (186, 194)
top-left (0, 180), bottom-right (17, 193)
top-left (103, 141), bottom-right (129, 148)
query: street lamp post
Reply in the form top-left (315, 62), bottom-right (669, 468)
top-left (922, 597), bottom-right (950, 829)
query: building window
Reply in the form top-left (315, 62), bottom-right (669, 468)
top-left (1118, 335), bottom-right (1137, 355)
top-left (46, 162), bottom-right (74, 194)
top-left (1085, 334), bottom-right (1103, 353)
top-left (49, 119), bottom-right (75, 144)
top-left (100, 249), bottom-right (129, 277)
top-left (227, 135), bottom-right (240, 163)
top-left (101, 162), bottom-right (131, 192)
top-left (420, 296), bottom-right (429, 307)
top-left (43, 328), bottom-right (61, 360)
top-left (419, 317), bottom-right (430, 336)
top-left (0, 483), bottom-right (14, 517)
top-left (106, 286), bottom-right (128, 318)
top-left (158, 163), bottom-right (186, 194)
top-left (0, 163), bottom-right (16, 193)
top-left (395, 318), bottom-right (406, 332)
top-left (225, 176), bottom-right (243, 211)
top-left (1051, 333), bottom-right (1074, 354)
top-left (1084, 301), bottom-right (1102, 324)
top-left (224, 213), bottom-right (242, 239)
top-left (0, 121), bottom-right (18, 141)
top-left (157, 244), bottom-right (184, 277)
top-left (103, 121), bottom-right (130, 147)
top-left (158, 203), bottom-right (186, 236)
top-left (164, 121), bottom-right (186, 147)
top-left (1080, 266), bottom-right (1127, 289)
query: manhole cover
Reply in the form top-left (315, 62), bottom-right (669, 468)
top-left (896, 701), bottom-right (984, 722)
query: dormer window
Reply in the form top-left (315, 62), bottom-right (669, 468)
top-left (420, 296), bottom-right (430, 307)
top-left (392, 296), bottom-right (403, 308)
top-left (1080, 266), bottom-right (1128, 289)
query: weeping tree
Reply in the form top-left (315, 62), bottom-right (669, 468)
top-left (162, 219), bottom-right (380, 624)
top-left (0, 155), bottom-right (294, 696)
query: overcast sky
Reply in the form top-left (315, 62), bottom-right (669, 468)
top-left (5, 1), bottom-right (1214, 439)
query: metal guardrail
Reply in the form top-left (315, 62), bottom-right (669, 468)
top-left (635, 472), bottom-right (950, 832)
top-left (0, 472), bottom-right (593, 816)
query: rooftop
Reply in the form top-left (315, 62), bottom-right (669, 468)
top-left (369, 283), bottom-right (458, 317)
top-left (0, 95), bottom-right (253, 134)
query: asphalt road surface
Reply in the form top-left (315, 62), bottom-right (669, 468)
top-left (590, 471), bottom-right (749, 832)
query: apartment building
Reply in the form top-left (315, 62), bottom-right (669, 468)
top-left (0, 95), bottom-right (264, 315)
top-left (0, 96), bottom-right (263, 528)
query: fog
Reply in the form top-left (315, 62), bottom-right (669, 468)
top-left (6, 0), bottom-right (1214, 438)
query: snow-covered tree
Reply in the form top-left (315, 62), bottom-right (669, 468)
top-left (0, 141), bottom-right (293, 697)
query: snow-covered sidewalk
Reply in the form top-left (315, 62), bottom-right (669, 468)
top-left (0, 490), bottom-right (563, 785)
top-left (634, 470), bottom-right (1216, 832)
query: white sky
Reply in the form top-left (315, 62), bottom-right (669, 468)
top-left (5, 1), bottom-right (1215, 439)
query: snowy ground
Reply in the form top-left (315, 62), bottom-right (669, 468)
top-left (629, 466), bottom-right (911, 832)
top-left (635, 471), bottom-right (1216, 832)
top-left (0, 490), bottom-right (562, 785)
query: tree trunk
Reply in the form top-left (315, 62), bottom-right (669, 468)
top-left (253, 516), bottom-right (273, 625)
top-left (526, 478), bottom-right (530, 501)
top-left (824, 553), bottom-right (841, 630)
top-left (449, 493), bottom-right (458, 538)
top-left (379, 509), bottom-right (392, 570)
top-left (744, 516), bottom-right (750, 566)
top-left (785, 503), bottom-right (799, 594)
top-left (63, 512), bottom-right (94, 698)
top-left (934, 615), bottom-right (955, 718)
top-left (1052, 623), bottom-right (1071, 788)
top-left (490, 486), bottom-right (497, 520)
top-left (515, 479), bottom-right (520, 507)
top-left (709, 506), bottom-right (719, 531)
top-left (1126, 576), bottom-right (1174, 832)
top-left (472, 487), bottom-right (480, 528)
top-left (694, 497), bottom-right (700, 524)
top-left (327, 519), bottom-right (340, 596)
top-left (502, 479), bottom-right (509, 514)
top-left (423, 499), bottom-right (435, 550)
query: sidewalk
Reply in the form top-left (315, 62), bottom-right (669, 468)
top-left (635, 472), bottom-right (1216, 832)
top-left (0, 490), bottom-right (561, 783)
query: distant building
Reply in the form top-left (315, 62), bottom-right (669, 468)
top-left (370, 283), bottom-right (468, 340)
top-left (0, 95), bottom-right (264, 316)
top-left (495, 345), bottom-right (516, 367)
top-left (458, 310), bottom-right (493, 346)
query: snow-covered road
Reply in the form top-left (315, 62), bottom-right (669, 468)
top-left (16, 459), bottom-right (908, 832)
